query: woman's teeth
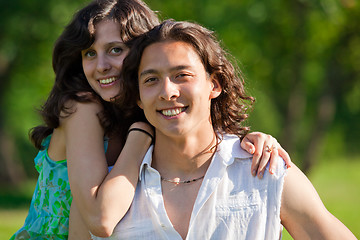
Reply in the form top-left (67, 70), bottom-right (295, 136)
top-left (161, 107), bottom-right (185, 116)
top-left (99, 77), bottom-right (117, 84)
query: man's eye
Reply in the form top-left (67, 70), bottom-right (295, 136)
top-left (176, 73), bottom-right (191, 79)
top-left (144, 77), bottom-right (157, 83)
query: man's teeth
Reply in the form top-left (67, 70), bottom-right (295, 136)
top-left (162, 108), bottom-right (185, 116)
top-left (99, 77), bottom-right (117, 84)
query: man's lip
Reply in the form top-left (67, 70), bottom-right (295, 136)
top-left (158, 107), bottom-right (187, 117)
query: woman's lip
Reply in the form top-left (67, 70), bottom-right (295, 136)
top-left (98, 76), bottom-right (119, 84)
top-left (97, 77), bottom-right (120, 88)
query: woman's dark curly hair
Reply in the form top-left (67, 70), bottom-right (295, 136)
top-left (118, 20), bottom-right (255, 140)
top-left (30, 0), bottom-right (159, 149)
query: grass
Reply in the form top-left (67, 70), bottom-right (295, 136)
top-left (282, 158), bottom-right (360, 239)
top-left (1, 158), bottom-right (359, 239)
top-left (0, 208), bottom-right (29, 239)
top-left (310, 159), bottom-right (360, 233)
top-left (0, 180), bottom-right (35, 239)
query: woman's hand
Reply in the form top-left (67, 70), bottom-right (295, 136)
top-left (241, 132), bottom-right (292, 178)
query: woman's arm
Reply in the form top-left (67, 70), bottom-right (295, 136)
top-left (241, 132), bottom-right (292, 178)
top-left (68, 201), bottom-right (91, 240)
top-left (280, 164), bottom-right (356, 239)
top-left (63, 101), bottom-right (152, 237)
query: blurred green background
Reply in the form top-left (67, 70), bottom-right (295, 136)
top-left (0, 0), bottom-right (359, 239)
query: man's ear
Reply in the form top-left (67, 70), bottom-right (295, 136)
top-left (209, 74), bottom-right (222, 99)
top-left (137, 99), bottom-right (143, 109)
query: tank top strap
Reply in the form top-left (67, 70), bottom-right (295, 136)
top-left (41, 134), bottom-right (52, 148)
top-left (34, 134), bottom-right (52, 171)
top-left (104, 136), bottom-right (109, 153)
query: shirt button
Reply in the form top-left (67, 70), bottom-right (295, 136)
top-left (161, 224), bottom-right (166, 228)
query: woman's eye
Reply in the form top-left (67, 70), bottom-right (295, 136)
top-left (110, 47), bottom-right (122, 54)
top-left (84, 50), bottom-right (96, 58)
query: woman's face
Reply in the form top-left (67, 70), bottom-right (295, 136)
top-left (81, 20), bottom-right (129, 102)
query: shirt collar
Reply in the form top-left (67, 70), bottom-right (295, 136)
top-left (138, 134), bottom-right (253, 180)
top-left (216, 134), bottom-right (253, 166)
top-left (139, 145), bottom-right (154, 181)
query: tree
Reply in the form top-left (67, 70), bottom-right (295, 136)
top-left (147, 0), bottom-right (360, 172)
top-left (1, 0), bottom-right (359, 184)
top-left (0, 0), bottom-right (84, 183)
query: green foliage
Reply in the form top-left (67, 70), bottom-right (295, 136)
top-left (0, 0), bottom-right (88, 177)
top-left (1, 0), bottom-right (358, 237)
top-left (0, 180), bottom-right (35, 208)
top-left (1, 0), bottom-right (359, 176)
top-left (1, 0), bottom-right (85, 136)
top-left (145, 0), bottom-right (360, 168)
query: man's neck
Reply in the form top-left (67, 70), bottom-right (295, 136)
top-left (152, 127), bottom-right (217, 180)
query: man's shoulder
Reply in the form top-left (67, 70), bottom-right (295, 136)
top-left (219, 134), bottom-right (252, 157)
top-left (217, 134), bottom-right (253, 162)
top-left (219, 134), bottom-right (287, 179)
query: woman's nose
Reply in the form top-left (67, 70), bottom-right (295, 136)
top-left (96, 55), bottom-right (111, 73)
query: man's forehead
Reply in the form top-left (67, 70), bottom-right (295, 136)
top-left (139, 41), bottom-right (202, 73)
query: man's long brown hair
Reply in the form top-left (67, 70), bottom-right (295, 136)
top-left (119, 20), bottom-right (255, 141)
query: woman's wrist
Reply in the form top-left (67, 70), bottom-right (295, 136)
top-left (127, 127), bottom-right (154, 143)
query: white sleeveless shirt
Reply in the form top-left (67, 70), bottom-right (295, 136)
top-left (92, 134), bottom-right (287, 240)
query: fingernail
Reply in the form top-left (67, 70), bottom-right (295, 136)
top-left (252, 170), bottom-right (256, 176)
top-left (250, 147), bottom-right (255, 154)
top-left (258, 172), bottom-right (263, 179)
top-left (269, 168), bottom-right (274, 174)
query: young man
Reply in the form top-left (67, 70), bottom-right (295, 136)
top-left (96, 20), bottom-right (356, 239)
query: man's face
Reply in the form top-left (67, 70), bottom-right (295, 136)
top-left (137, 40), bottom-right (221, 138)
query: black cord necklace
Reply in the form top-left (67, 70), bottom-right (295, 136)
top-left (161, 175), bottom-right (205, 185)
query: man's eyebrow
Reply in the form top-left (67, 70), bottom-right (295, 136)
top-left (170, 65), bottom-right (191, 72)
top-left (139, 69), bottom-right (158, 77)
top-left (139, 65), bottom-right (191, 77)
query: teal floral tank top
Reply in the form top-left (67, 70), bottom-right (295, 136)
top-left (10, 135), bottom-right (71, 239)
top-left (10, 135), bottom-right (108, 240)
